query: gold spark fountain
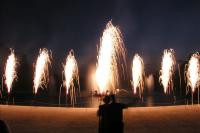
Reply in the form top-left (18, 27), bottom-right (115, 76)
top-left (159, 49), bottom-right (176, 94)
top-left (33, 48), bottom-right (51, 94)
top-left (131, 54), bottom-right (145, 99)
top-left (95, 21), bottom-right (126, 96)
top-left (185, 52), bottom-right (200, 104)
top-left (4, 49), bottom-right (17, 94)
top-left (62, 50), bottom-right (80, 106)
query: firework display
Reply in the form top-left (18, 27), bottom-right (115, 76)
top-left (95, 21), bottom-right (126, 95)
top-left (0, 22), bottom-right (199, 106)
top-left (159, 49), bottom-right (176, 94)
top-left (63, 50), bottom-right (80, 105)
top-left (4, 49), bottom-right (17, 94)
top-left (33, 48), bottom-right (51, 94)
top-left (131, 54), bottom-right (145, 98)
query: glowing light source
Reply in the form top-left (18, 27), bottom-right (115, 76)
top-left (4, 49), bottom-right (17, 94)
top-left (131, 54), bottom-right (145, 98)
top-left (95, 21), bottom-right (126, 95)
top-left (159, 49), bottom-right (176, 94)
top-left (185, 53), bottom-right (200, 93)
top-left (145, 74), bottom-right (154, 91)
top-left (63, 50), bottom-right (80, 105)
top-left (33, 48), bottom-right (51, 94)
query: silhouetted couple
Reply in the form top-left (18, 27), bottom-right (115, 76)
top-left (97, 94), bottom-right (127, 133)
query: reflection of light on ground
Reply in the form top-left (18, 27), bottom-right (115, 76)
top-left (1, 105), bottom-right (200, 133)
top-left (146, 96), bottom-right (154, 107)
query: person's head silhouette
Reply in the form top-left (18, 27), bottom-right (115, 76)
top-left (0, 119), bottom-right (10, 133)
top-left (103, 95), bottom-right (110, 104)
top-left (110, 94), bottom-right (116, 103)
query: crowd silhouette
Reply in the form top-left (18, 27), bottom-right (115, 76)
top-left (97, 94), bottom-right (127, 133)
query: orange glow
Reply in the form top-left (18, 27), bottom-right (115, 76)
top-left (131, 54), bottom-right (145, 97)
top-left (95, 21), bottom-right (126, 95)
top-left (33, 48), bottom-right (51, 94)
top-left (4, 49), bottom-right (17, 94)
top-left (159, 49), bottom-right (176, 94)
top-left (145, 74), bottom-right (154, 91)
top-left (185, 53), bottom-right (200, 93)
top-left (63, 50), bottom-right (80, 105)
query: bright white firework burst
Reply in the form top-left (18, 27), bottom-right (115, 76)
top-left (63, 50), bottom-right (80, 105)
top-left (95, 21), bottom-right (126, 95)
top-left (159, 49), bottom-right (176, 94)
top-left (131, 54), bottom-right (145, 98)
top-left (4, 49), bottom-right (17, 94)
top-left (185, 53), bottom-right (200, 93)
top-left (33, 48), bottom-right (51, 94)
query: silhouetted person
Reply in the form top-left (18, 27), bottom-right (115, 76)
top-left (0, 120), bottom-right (10, 133)
top-left (97, 96), bottom-right (110, 133)
top-left (109, 94), bottom-right (127, 133)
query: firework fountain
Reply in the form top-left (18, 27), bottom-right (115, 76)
top-left (95, 21), bottom-right (126, 97)
top-left (185, 53), bottom-right (200, 104)
top-left (61, 50), bottom-right (80, 106)
top-left (4, 49), bottom-right (17, 97)
top-left (159, 49), bottom-right (176, 94)
top-left (131, 54), bottom-right (145, 99)
top-left (33, 48), bottom-right (51, 94)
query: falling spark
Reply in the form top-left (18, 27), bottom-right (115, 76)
top-left (4, 49), bottom-right (17, 94)
top-left (159, 49), bottom-right (176, 94)
top-left (63, 50), bottom-right (80, 105)
top-left (95, 21), bottom-right (126, 95)
top-left (185, 53), bottom-right (200, 93)
top-left (131, 54), bottom-right (145, 97)
top-left (33, 48), bottom-right (51, 94)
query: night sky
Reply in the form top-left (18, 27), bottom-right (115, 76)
top-left (0, 0), bottom-right (200, 74)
